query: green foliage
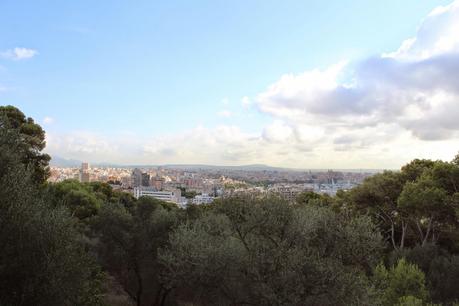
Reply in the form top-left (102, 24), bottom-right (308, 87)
top-left (46, 180), bottom-right (137, 222)
top-left (94, 197), bottom-right (179, 306)
top-left (0, 129), bottom-right (104, 305)
top-left (0, 105), bottom-right (51, 184)
top-left (398, 178), bottom-right (447, 215)
top-left (349, 171), bottom-right (409, 249)
top-left (347, 159), bottom-right (459, 251)
top-left (388, 244), bottom-right (459, 305)
top-left (401, 159), bottom-right (436, 182)
top-left (351, 171), bottom-right (406, 210)
top-left (452, 152), bottom-right (459, 166)
top-left (2, 106), bottom-right (459, 306)
top-left (179, 187), bottom-right (198, 199)
top-left (47, 180), bottom-right (104, 221)
top-left (160, 195), bottom-right (384, 305)
top-left (398, 174), bottom-right (455, 246)
top-left (395, 296), bottom-right (424, 306)
top-left (389, 244), bottom-right (441, 272)
top-left (428, 255), bottom-right (459, 304)
top-left (430, 161), bottom-right (459, 194)
top-left (296, 191), bottom-right (335, 208)
top-left (373, 258), bottom-right (429, 306)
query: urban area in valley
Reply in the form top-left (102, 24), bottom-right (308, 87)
top-left (49, 162), bottom-right (376, 207)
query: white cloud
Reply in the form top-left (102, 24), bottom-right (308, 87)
top-left (0, 47), bottom-right (38, 60)
top-left (45, 131), bottom-right (122, 163)
top-left (257, 0), bottom-right (459, 145)
top-left (44, 1), bottom-right (459, 169)
top-left (217, 109), bottom-right (233, 118)
top-left (384, 0), bottom-right (459, 60)
top-left (45, 124), bottom-right (459, 169)
top-left (262, 120), bottom-right (293, 143)
top-left (257, 61), bottom-right (349, 123)
top-left (46, 127), bottom-right (259, 165)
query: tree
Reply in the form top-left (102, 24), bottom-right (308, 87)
top-left (0, 105), bottom-right (51, 184)
top-left (47, 180), bottom-right (103, 221)
top-left (398, 175), bottom-right (454, 246)
top-left (373, 258), bottom-right (429, 306)
top-left (348, 159), bottom-right (459, 250)
top-left (94, 196), bottom-right (179, 306)
top-left (401, 159), bottom-right (436, 182)
top-left (160, 195), bottom-right (384, 305)
top-left (427, 254), bottom-right (459, 304)
top-left (394, 295), bottom-right (424, 306)
top-left (452, 152), bottom-right (459, 166)
top-left (388, 243), bottom-right (459, 305)
top-left (349, 171), bottom-right (408, 249)
top-left (430, 161), bottom-right (459, 194)
top-left (0, 126), bottom-right (104, 305)
top-left (296, 191), bottom-right (334, 208)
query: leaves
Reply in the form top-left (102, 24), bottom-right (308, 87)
top-left (160, 195), bottom-right (384, 305)
top-left (0, 105), bottom-right (50, 184)
top-left (373, 258), bottom-right (429, 306)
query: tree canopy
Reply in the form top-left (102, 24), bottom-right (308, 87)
top-left (0, 105), bottom-right (51, 184)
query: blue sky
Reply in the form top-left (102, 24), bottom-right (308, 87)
top-left (1, 0), bottom-right (459, 168)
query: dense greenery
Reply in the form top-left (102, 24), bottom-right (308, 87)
top-left (0, 105), bottom-right (51, 184)
top-left (0, 112), bottom-right (104, 305)
top-left (1, 105), bottom-right (458, 305)
top-left (160, 196), bottom-right (383, 305)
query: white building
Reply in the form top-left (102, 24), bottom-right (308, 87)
top-left (133, 187), bottom-right (182, 203)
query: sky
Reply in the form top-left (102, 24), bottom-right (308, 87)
top-left (1, 0), bottom-right (459, 169)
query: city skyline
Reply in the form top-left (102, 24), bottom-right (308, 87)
top-left (1, 0), bottom-right (459, 168)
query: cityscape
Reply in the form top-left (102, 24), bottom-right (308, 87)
top-left (49, 161), bottom-right (376, 207)
top-left (2, 0), bottom-right (459, 305)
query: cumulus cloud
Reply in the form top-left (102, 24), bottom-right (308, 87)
top-left (46, 131), bottom-right (120, 163)
top-left (45, 123), bottom-right (458, 169)
top-left (262, 120), bottom-right (293, 143)
top-left (257, 0), bottom-right (459, 144)
top-left (384, 0), bottom-right (459, 60)
top-left (45, 1), bottom-right (459, 169)
top-left (143, 125), bottom-right (260, 163)
top-left (46, 127), bottom-right (258, 165)
top-left (0, 47), bottom-right (38, 60)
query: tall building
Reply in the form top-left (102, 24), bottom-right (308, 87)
top-left (150, 175), bottom-right (164, 190)
top-left (81, 162), bottom-right (89, 171)
top-left (79, 162), bottom-right (90, 183)
top-left (141, 173), bottom-right (150, 187)
top-left (131, 168), bottom-right (142, 187)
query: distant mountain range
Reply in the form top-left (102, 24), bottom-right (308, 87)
top-left (49, 156), bottom-right (290, 171)
top-left (49, 156), bottom-right (83, 167)
top-left (159, 163), bottom-right (290, 171)
top-left (49, 155), bottom-right (383, 173)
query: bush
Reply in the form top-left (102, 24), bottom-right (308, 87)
top-left (373, 258), bottom-right (429, 306)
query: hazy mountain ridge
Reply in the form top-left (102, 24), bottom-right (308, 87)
top-left (50, 156), bottom-right (382, 172)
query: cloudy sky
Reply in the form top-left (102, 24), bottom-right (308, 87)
top-left (1, 0), bottom-right (458, 168)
